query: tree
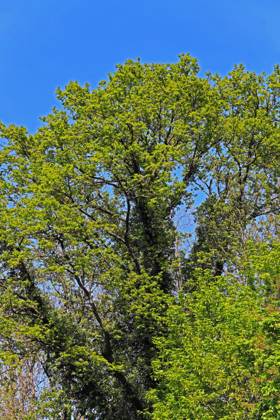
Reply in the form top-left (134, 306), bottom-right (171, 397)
top-left (0, 357), bottom-right (38, 419)
top-left (149, 239), bottom-right (280, 419)
top-left (0, 55), bottom-right (279, 418)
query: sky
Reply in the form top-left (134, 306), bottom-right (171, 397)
top-left (0, 0), bottom-right (279, 132)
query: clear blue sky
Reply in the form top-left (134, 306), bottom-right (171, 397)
top-left (1, 0), bottom-right (279, 131)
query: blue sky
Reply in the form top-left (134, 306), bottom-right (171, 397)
top-left (0, 0), bottom-right (279, 131)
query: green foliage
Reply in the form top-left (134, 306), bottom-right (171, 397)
top-left (0, 55), bottom-right (279, 418)
top-left (149, 255), bottom-right (280, 419)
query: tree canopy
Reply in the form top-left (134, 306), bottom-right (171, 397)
top-left (0, 55), bottom-right (279, 419)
